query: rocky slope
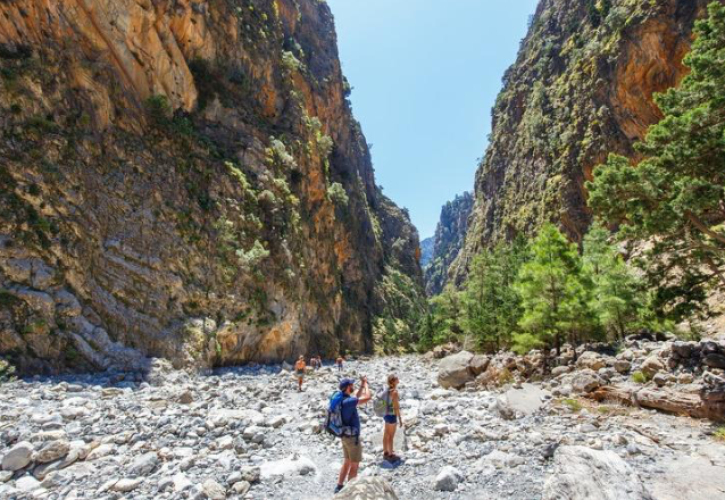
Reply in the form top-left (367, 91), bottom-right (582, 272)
top-left (1, 354), bottom-right (723, 499)
top-left (424, 192), bottom-right (473, 296)
top-left (451, 0), bottom-right (713, 283)
top-left (0, 0), bottom-right (424, 375)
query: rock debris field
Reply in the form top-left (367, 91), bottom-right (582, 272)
top-left (1, 355), bottom-right (725, 500)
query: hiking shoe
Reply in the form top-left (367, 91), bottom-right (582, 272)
top-left (334, 484), bottom-right (344, 494)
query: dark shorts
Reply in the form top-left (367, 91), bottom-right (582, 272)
top-left (383, 415), bottom-right (397, 425)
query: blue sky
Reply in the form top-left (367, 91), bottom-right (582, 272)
top-left (327, 0), bottom-right (539, 239)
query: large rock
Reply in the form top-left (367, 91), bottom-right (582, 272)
top-left (34, 440), bottom-right (69, 464)
top-left (703, 353), bottom-right (725, 369)
top-left (543, 446), bottom-right (653, 500)
top-left (437, 351), bottom-right (475, 389)
top-left (2, 441), bottom-right (34, 471)
top-left (641, 356), bottom-right (665, 378)
top-left (333, 477), bottom-right (398, 499)
top-left (129, 452), bottom-right (159, 476)
top-left (502, 383), bottom-right (547, 416)
top-left (469, 355), bottom-right (490, 376)
top-left (572, 370), bottom-right (602, 394)
top-left (433, 465), bottom-right (464, 492)
top-left (576, 352), bottom-right (606, 371)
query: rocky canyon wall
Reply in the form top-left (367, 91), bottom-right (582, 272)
top-left (0, 0), bottom-right (424, 374)
top-left (451, 0), bottom-right (714, 284)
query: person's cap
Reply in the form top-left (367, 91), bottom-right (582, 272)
top-left (339, 378), bottom-right (355, 390)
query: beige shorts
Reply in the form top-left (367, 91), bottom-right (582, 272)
top-left (341, 436), bottom-right (363, 462)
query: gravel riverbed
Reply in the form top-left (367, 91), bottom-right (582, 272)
top-left (1, 355), bottom-right (724, 499)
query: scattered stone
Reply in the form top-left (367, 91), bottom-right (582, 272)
top-left (202, 479), bottom-right (226, 500)
top-left (34, 440), bottom-right (70, 464)
top-left (15, 475), bottom-right (41, 492)
top-left (641, 356), bottom-right (665, 378)
top-left (433, 465), bottom-right (464, 492)
top-left (572, 370), bottom-right (601, 393)
top-left (260, 456), bottom-right (316, 479)
top-left (2, 441), bottom-right (34, 471)
top-left (333, 477), bottom-right (398, 499)
top-left (613, 360), bottom-right (631, 374)
top-left (577, 352), bottom-right (606, 371)
top-left (112, 478), bottom-right (142, 493)
top-left (231, 480), bottom-right (251, 495)
top-left (179, 390), bottom-right (194, 404)
top-left (129, 451), bottom-right (159, 476)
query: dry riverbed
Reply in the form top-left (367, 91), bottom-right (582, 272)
top-left (1, 355), bottom-right (724, 499)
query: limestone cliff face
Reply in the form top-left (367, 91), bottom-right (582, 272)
top-left (425, 192), bottom-right (473, 296)
top-left (451, 0), bottom-right (712, 284)
top-left (0, 0), bottom-right (423, 374)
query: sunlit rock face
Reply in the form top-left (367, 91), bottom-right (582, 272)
top-left (451, 0), bottom-right (707, 284)
top-left (0, 0), bottom-right (423, 373)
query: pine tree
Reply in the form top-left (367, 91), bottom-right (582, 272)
top-left (582, 223), bottom-right (643, 340)
top-left (462, 237), bottom-right (528, 352)
top-left (514, 224), bottom-right (596, 356)
top-left (587, 2), bottom-right (725, 318)
top-left (429, 285), bottom-right (465, 345)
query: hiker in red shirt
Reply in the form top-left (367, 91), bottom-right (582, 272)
top-left (294, 355), bottom-right (306, 391)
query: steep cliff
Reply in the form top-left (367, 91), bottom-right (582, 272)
top-left (0, 0), bottom-right (423, 374)
top-left (425, 192), bottom-right (473, 296)
top-left (451, 0), bottom-right (712, 283)
top-left (420, 237), bottom-right (434, 269)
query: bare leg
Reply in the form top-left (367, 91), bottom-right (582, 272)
top-left (348, 462), bottom-right (360, 481)
top-left (338, 459), bottom-right (351, 485)
top-left (384, 423), bottom-right (397, 455)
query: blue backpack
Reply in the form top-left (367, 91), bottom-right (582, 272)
top-left (324, 391), bottom-right (359, 438)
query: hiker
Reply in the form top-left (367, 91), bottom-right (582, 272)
top-left (330, 377), bottom-right (371, 494)
top-left (336, 356), bottom-right (344, 372)
top-left (315, 356), bottom-right (322, 371)
top-left (310, 356), bottom-right (318, 371)
top-left (294, 355), bottom-right (306, 391)
top-left (381, 374), bottom-right (403, 463)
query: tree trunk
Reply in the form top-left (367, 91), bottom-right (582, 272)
top-left (587, 384), bottom-right (725, 422)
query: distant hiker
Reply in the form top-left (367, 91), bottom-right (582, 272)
top-left (295, 355), bottom-right (306, 391)
top-left (375, 374), bottom-right (403, 463)
top-left (336, 356), bottom-right (344, 372)
top-left (310, 356), bottom-right (318, 371)
top-left (325, 376), bottom-right (372, 494)
top-left (315, 356), bottom-right (323, 371)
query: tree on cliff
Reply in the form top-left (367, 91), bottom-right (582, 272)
top-left (514, 224), bottom-right (597, 355)
top-left (587, 2), bottom-right (725, 318)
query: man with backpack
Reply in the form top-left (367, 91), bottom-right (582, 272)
top-left (326, 376), bottom-right (371, 494)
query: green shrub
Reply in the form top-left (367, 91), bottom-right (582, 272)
top-left (145, 95), bottom-right (172, 125)
top-left (327, 182), bottom-right (349, 206)
top-left (563, 398), bottom-right (583, 412)
top-left (0, 358), bottom-right (16, 383)
top-left (714, 427), bottom-right (725, 442)
top-left (317, 134), bottom-right (334, 158)
top-left (631, 371), bottom-right (649, 384)
top-left (281, 51), bottom-right (302, 72)
top-left (236, 240), bottom-right (270, 269)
